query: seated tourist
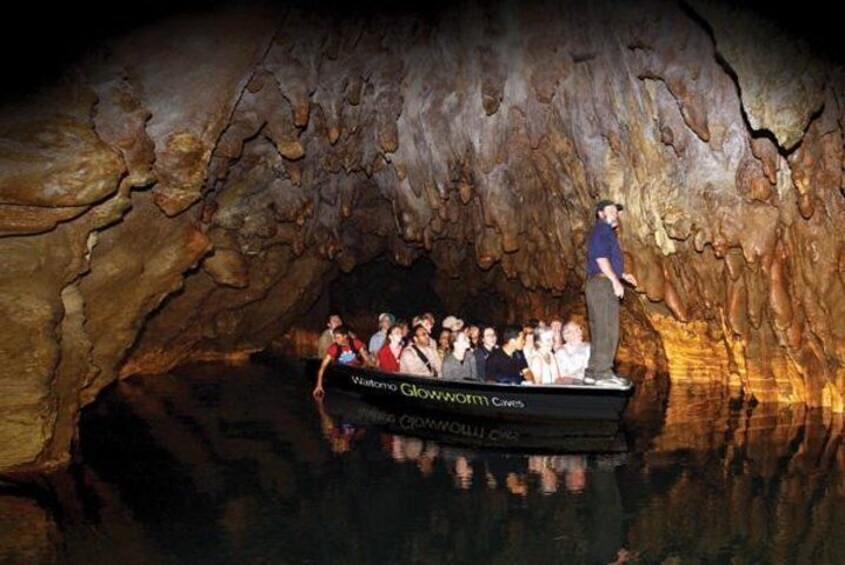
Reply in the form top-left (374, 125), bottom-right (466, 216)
top-left (316, 313), bottom-right (343, 358)
top-left (554, 321), bottom-right (591, 382)
top-left (485, 326), bottom-right (532, 384)
top-left (529, 327), bottom-right (562, 385)
top-left (421, 312), bottom-right (436, 334)
top-left (377, 324), bottom-right (404, 372)
top-left (467, 325), bottom-right (481, 349)
top-left (368, 312), bottom-right (394, 355)
top-left (442, 331), bottom-right (479, 381)
top-left (399, 324), bottom-right (442, 377)
top-left (474, 325), bottom-right (498, 380)
top-left (398, 320), bottom-right (410, 345)
top-left (521, 322), bottom-right (537, 361)
top-left (313, 325), bottom-right (371, 398)
top-left (437, 328), bottom-right (452, 361)
top-left (549, 319), bottom-right (563, 351)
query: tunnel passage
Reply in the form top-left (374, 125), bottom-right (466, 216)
top-left (0, 0), bottom-right (844, 474)
top-left (298, 254), bottom-right (664, 372)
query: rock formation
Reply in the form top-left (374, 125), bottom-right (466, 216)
top-left (0, 0), bottom-right (843, 473)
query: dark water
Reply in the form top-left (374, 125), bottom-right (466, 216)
top-left (2, 358), bottom-right (844, 564)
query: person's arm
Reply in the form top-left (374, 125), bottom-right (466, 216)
top-left (313, 353), bottom-right (333, 399)
top-left (359, 346), bottom-right (373, 367)
top-left (520, 362), bottom-right (534, 383)
top-left (352, 339), bottom-right (372, 367)
top-left (596, 257), bottom-right (624, 298)
top-left (485, 354), bottom-right (499, 382)
top-left (554, 350), bottom-right (573, 381)
top-left (399, 349), bottom-right (415, 374)
top-left (621, 271), bottom-right (638, 287)
top-left (550, 353), bottom-right (562, 383)
top-left (431, 346), bottom-right (443, 377)
top-left (440, 355), bottom-right (452, 380)
top-left (529, 354), bottom-right (543, 384)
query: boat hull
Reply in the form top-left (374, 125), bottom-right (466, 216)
top-left (320, 363), bottom-right (632, 422)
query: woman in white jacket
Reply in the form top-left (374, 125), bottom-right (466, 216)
top-left (555, 321), bottom-right (591, 382)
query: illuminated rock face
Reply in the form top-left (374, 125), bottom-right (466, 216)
top-left (0, 1), bottom-right (843, 472)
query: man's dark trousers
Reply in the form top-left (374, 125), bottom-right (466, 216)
top-left (585, 276), bottom-right (618, 377)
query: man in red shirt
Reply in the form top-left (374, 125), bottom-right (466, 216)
top-left (313, 325), bottom-right (371, 399)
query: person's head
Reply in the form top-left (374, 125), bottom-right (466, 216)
top-left (535, 327), bottom-right (554, 352)
top-left (327, 314), bottom-right (343, 330)
top-left (387, 324), bottom-right (404, 345)
top-left (398, 321), bottom-right (409, 338)
top-left (468, 325), bottom-right (480, 345)
top-left (522, 324), bottom-right (536, 349)
top-left (378, 312), bottom-right (394, 331)
top-left (438, 328), bottom-right (452, 350)
top-left (412, 323), bottom-right (430, 347)
top-left (481, 326), bottom-right (498, 349)
top-left (562, 321), bottom-right (584, 346)
top-left (442, 315), bottom-right (464, 332)
top-left (451, 330), bottom-right (471, 356)
top-left (596, 199), bottom-right (623, 228)
top-left (332, 324), bottom-right (351, 346)
top-left (502, 325), bottom-right (524, 350)
top-left (422, 312), bottom-right (435, 332)
top-left (564, 456), bottom-right (587, 493)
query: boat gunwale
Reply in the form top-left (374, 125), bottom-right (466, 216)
top-left (326, 362), bottom-right (634, 398)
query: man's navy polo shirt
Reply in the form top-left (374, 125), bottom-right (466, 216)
top-left (586, 221), bottom-right (623, 278)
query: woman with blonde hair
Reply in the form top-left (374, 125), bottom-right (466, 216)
top-left (529, 327), bottom-right (562, 385)
top-left (555, 321), bottom-right (591, 381)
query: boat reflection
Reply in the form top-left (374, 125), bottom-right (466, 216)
top-left (318, 392), bottom-right (629, 455)
top-left (316, 392), bottom-right (630, 496)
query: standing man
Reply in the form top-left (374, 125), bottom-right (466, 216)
top-left (584, 199), bottom-right (637, 385)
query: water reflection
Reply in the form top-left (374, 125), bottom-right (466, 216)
top-left (0, 358), bottom-right (842, 564)
top-left (316, 393), bottom-right (629, 498)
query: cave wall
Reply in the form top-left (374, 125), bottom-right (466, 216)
top-left (1, 0), bottom-right (844, 472)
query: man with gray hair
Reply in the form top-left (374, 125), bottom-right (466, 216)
top-left (368, 312), bottom-right (394, 354)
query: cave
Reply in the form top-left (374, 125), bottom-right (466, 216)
top-left (1, 0), bottom-right (844, 478)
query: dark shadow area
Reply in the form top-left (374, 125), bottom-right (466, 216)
top-left (2, 359), bottom-right (838, 564)
top-left (319, 254), bottom-right (512, 338)
top-left (5, 0), bottom-right (842, 103)
top-left (2, 1), bottom-right (215, 102)
top-left (326, 256), bottom-right (446, 332)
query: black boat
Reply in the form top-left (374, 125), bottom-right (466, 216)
top-left (317, 362), bottom-right (633, 421)
top-left (320, 392), bottom-right (629, 454)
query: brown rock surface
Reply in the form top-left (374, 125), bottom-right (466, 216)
top-left (0, 495), bottom-right (60, 563)
top-left (1, 1), bottom-right (844, 472)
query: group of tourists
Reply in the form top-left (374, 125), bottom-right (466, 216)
top-left (312, 197), bottom-right (637, 399)
top-left (312, 310), bottom-right (594, 397)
